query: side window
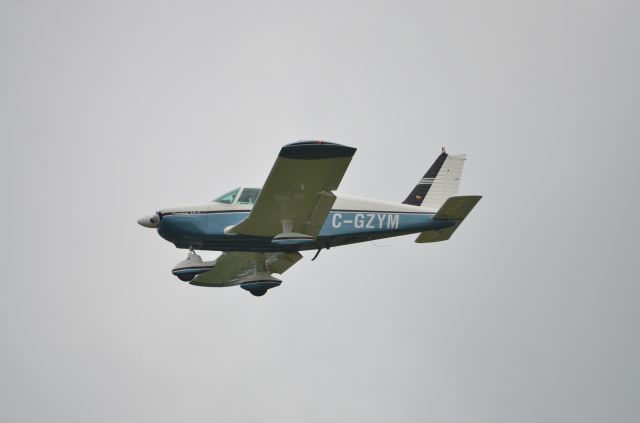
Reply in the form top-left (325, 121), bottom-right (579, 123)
top-left (213, 188), bottom-right (240, 204)
top-left (236, 188), bottom-right (261, 205)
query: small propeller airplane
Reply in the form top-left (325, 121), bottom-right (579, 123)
top-left (138, 141), bottom-right (481, 296)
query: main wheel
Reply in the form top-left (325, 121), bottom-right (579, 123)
top-left (250, 289), bottom-right (268, 297)
top-left (176, 273), bottom-right (195, 282)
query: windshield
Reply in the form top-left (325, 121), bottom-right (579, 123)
top-left (213, 188), bottom-right (240, 204)
top-left (237, 188), bottom-right (261, 205)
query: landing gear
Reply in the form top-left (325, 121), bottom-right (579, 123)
top-left (176, 273), bottom-right (195, 282)
top-left (249, 288), bottom-right (268, 297)
top-left (240, 280), bottom-right (281, 297)
top-left (171, 248), bottom-right (214, 282)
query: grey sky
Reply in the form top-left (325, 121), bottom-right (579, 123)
top-left (1, 1), bottom-right (639, 422)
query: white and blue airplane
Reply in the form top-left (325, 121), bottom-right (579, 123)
top-left (138, 141), bottom-right (481, 296)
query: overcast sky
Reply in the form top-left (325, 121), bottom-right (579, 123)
top-left (1, 1), bottom-right (639, 422)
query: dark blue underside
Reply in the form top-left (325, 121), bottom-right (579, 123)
top-left (157, 211), bottom-right (454, 252)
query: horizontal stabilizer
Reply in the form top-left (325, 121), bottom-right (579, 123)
top-left (434, 195), bottom-right (482, 220)
top-left (415, 195), bottom-right (481, 243)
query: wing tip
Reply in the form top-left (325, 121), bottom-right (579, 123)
top-left (280, 140), bottom-right (356, 160)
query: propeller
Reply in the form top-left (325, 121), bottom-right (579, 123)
top-left (137, 212), bottom-right (162, 228)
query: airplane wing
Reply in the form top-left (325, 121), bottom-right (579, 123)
top-left (227, 141), bottom-right (356, 238)
top-left (190, 251), bottom-right (302, 287)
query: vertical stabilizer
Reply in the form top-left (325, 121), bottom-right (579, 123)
top-left (422, 154), bottom-right (466, 211)
top-left (402, 149), bottom-right (448, 206)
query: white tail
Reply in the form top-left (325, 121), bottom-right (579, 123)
top-left (422, 154), bottom-right (466, 211)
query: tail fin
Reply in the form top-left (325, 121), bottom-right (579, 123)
top-left (415, 195), bottom-right (481, 243)
top-left (415, 153), bottom-right (469, 212)
top-left (402, 149), bottom-right (449, 206)
top-left (403, 149), bottom-right (467, 210)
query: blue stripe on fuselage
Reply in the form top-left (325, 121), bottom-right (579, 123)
top-left (157, 210), bottom-right (451, 252)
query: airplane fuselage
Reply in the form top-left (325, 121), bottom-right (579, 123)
top-left (154, 192), bottom-right (455, 252)
top-left (137, 141), bottom-right (480, 296)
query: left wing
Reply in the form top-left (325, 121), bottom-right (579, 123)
top-left (190, 251), bottom-right (302, 288)
top-left (227, 141), bottom-right (356, 238)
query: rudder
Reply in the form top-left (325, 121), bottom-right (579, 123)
top-left (422, 153), bottom-right (466, 211)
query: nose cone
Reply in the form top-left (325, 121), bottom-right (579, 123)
top-left (137, 213), bottom-right (160, 228)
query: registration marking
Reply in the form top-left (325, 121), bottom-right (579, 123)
top-left (332, 213), bottom-right (400, 230)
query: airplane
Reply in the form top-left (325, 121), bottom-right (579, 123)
top-left (138, 141), bottom-right (481, 296)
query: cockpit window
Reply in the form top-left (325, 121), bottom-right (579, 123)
top-left (237, 188), bottom-right (261, 205)
top-left (213, 188), bottom-right (240, 204)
